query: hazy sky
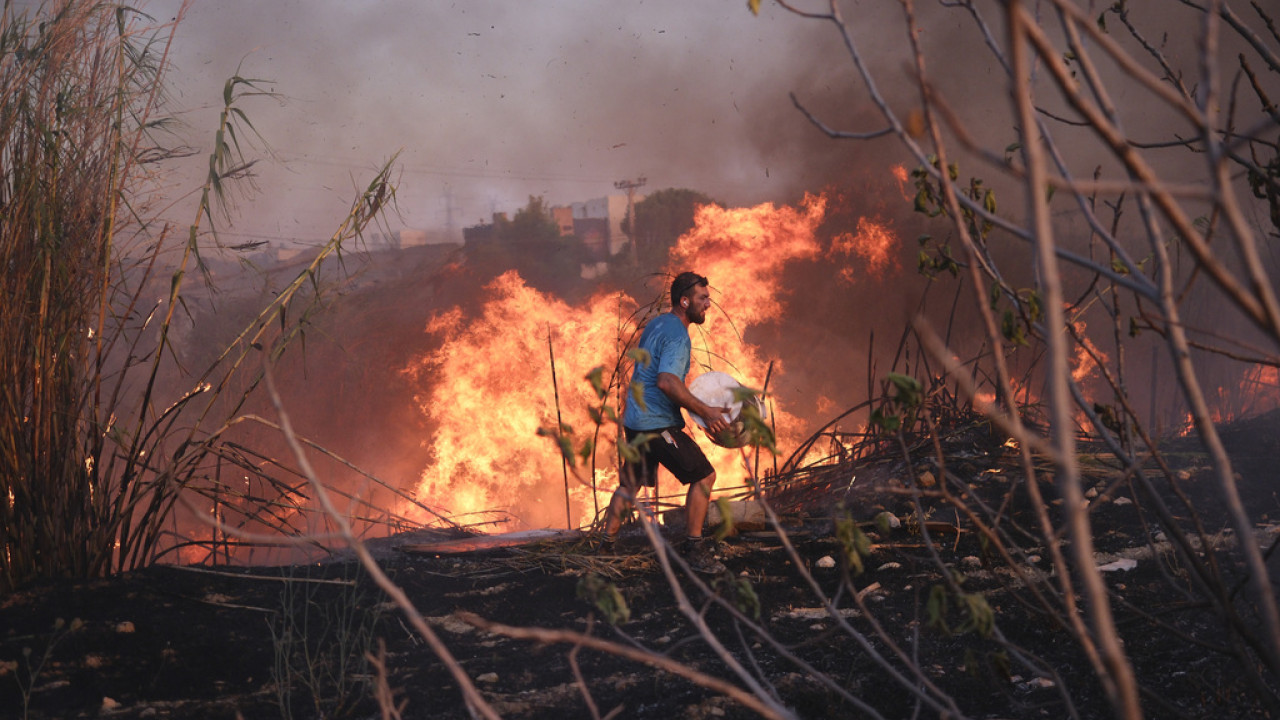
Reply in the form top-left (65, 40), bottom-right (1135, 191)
top-left (143, 1), bottom-right (906, 246)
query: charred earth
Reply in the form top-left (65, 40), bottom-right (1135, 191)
top-left (3, 411), bottom-right (1278, 719)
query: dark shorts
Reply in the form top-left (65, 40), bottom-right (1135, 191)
top-left (622, 425), bottom-right (714, 488)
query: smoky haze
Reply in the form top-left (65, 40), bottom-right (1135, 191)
top-left (147, 0), bottom-right (938, 244)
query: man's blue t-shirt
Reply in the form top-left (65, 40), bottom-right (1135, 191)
top-left (624, 313), bottom-right (690, 431)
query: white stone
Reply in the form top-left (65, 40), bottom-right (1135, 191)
top-left (875, 511), bottom-right (901, 529)
top-left (1097, 558), bottom-right (1137, 572)
top-left (816, 555), bottom-right (836, 568)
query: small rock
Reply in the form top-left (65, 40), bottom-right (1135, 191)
top-left (1097, 558), bottom-right (1137, 572)
top-left (874, 511), bottom-right (901, 529)
top-left (1084, 487), bottom-right (1098, 499)
top-left (877, 562), bottom-right (902, 571)
top-left (1113, 496), bottom-right (1132, 506)
top-left (917, 470), bottom-right (937, 488)
top-left (816, 555), bottom-right (836, 569)
top-left (476, 672), bottom-right (499, 683)
top-left (101, 697), bottom-right (121, 712)
top-left (115, 621), bottom-right (135, 634)
top-left (961, 556), bottom-right (982, 569)
top-left (1175, 469), bottom-right (1192, 482)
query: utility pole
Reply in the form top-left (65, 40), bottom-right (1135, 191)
top-left (442, 183), bottom-right (456, 242)
top-left (614, 176), bottom-right (646, 264)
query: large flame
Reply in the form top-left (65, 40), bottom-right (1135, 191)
top-left (403, 272), bottom-right (632, 529)
top-left (405, 193), bottom-right (840, 531)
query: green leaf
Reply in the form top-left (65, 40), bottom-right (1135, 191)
top-left (913, 187), bottom-right (931, 214)
top-left (870, 408), bottom-right (901, 433)
top-left (888, 373), bottom-right (923, 407)
top-left (585, 366), bottom-right (607, 400)
top-left (713, 497), bottom-right (735, 540)
top-left (628, 382), bottom-right (648, 413)
top-left (714, 573), bottom-right (761, 619)
top-left (835, 510), bottom-right (872, 575)
top-left (556, 434), bottom-right (574, 462)
top-left (738, 403), bottom-right (777, 455)
top-left (957, 591), bottom-right (995, 637)
top-left (627, 347), bottom-right (652, 368)
top-left (1001, 310), bottom-right (1028, 346)
top-left (577, 573), bottom-right (630, 625)
top-left (619, 432), bottom-right (655, 464)
top-left (1026, 290), bottom-right (1043, 323)
top-left (926, 584), bottom-right (951, 634)
top-left (918, 250), bottom-right (934, 276)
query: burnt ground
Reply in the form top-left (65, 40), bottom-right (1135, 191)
top-left (4, 412), bottom-right (1280, 719)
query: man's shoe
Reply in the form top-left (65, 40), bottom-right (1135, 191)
top-left (680, 538), bottom-right (726, 575)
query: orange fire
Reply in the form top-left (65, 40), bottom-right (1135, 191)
top-left (829, 216), bottom-right (900, 280)
top-left (1183, 363), bottom-right (1280, 432)
top-left (1070, 318), bottom-right (1107, 385)
top-left (402, 272), bottom-right (632, 529)
top-left (891, 164), bottom-right (910, 199)
top-left (404, 194), bottom-right (833, 531)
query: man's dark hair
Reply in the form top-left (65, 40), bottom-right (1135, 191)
top-left (670, 272), bottom-right (708, 308)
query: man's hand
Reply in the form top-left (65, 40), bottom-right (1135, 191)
top-left (700, 407), bottom-right (731, 436)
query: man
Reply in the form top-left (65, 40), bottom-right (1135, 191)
top-left (602, 271), bottom-right (729, 574)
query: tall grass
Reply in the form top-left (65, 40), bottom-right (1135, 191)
top-left (0, 0), bottom-right (406, 593)
top-left (0, 0), bottom-right (176, 590)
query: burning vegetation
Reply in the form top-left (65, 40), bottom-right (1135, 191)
top-left (7, 1), bottom-right (1280, 719)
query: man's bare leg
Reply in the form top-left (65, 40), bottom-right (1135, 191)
top-left (683, 471), bottom-right (716, 539)
top-left (603, 487), bottom-right (632, 538)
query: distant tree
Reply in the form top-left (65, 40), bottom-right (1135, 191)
top-left (503, 195), bottom-right (561, 243)
top-left (632, 188), bottom-right (721, 267)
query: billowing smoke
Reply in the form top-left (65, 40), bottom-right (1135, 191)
top-left (147, 1), bottom-right (1280, 545)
